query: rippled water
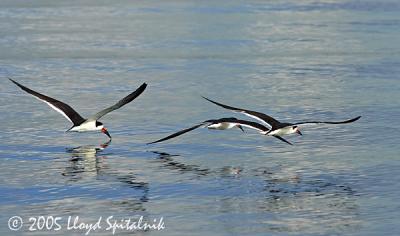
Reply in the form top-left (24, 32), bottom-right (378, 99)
top-left (1, 1), bottom-right (400, 235)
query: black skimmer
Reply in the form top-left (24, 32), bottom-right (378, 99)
top-left (202, 96), bottom-right (361, 139)
top-left (10, 78), bottom-right (147, 140)
top-left (148, 117), bottom-right (292, 145)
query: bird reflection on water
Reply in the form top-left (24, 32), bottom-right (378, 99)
top-left (60, 145), bottom-right (360, 232)
top-left (66, 140), bottom-right (112, 160)
top-left (151, 151), bottom-right (242, 177)
top-left (150, 151), bottom-right (360, 232)
top-left (243, 167), bottom-right (360, 232)
top-left (62, 140), bottom-right (149, 210)
top-left (62, 140), bottom-right (112, 178)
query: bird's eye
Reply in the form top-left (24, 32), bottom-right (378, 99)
top-left (292, 126), bottom-right (297, 129)
top-left (96, 121), bottom-right (103, 127)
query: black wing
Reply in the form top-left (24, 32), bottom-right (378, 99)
top-left (147, 123), bottom-right (205, 144)
top-left (234, 119), bottom-right (270, 133)
top-left (202, 96), bottom-right (281, 129)
top-left (10, 78), bottom-right (86, 126)
top-left (88, 83), bottom-right (147, 120)
top-left (293, 116), bottom-right (361, 126)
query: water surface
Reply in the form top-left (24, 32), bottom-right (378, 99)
top-left (1, 1), bottom-right (400, 235)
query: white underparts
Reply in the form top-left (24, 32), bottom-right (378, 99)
top-left (267, 126), bottom-right (297, 136)
top-left (69, 120), bottom-right (103, 132)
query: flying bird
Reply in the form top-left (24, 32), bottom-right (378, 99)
top-left (10, 78), bottom-right (147, 140)
top-left (202, 96), bottom-right (361, 138)
top-left (148, 117), bottom-right (292, 145)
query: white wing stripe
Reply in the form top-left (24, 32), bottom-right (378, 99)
top-left (239, 112), bottom-right (272, 128)
top-left (44, 101), bottom-right (74, 123)
top-left (32, 96), bottom-right (73, 124)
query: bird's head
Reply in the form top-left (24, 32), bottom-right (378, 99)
top-left (292, 126), bottom-right (302, 136)
top-left (96, 121), bottom-right (112, 139)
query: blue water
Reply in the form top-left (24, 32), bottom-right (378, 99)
top-left (1, 1), bottom-right (400, 235)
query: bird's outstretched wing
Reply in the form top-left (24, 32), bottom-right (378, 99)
top-left (147, 123), bottom-right (206, 144)
top-left (10, 78), bottom-right (86, 126)
top-left (88, 83), bottom-right (147, 121)
top-left (202, 96), bottom-right (281, 129)
top-left (292, 116), bottom-right (361, 126)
